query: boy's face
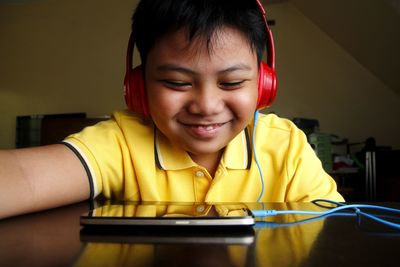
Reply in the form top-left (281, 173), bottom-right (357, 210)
top-left (145, 27), bottom-right (258, 161)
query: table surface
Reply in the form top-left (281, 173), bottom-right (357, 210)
top-left (0, 201), bottom-right (399, 267)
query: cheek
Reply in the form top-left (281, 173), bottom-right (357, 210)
top-left (147, 88), bottom-right (182, 118)
top-left (229, 88), bottom-right (259, 116)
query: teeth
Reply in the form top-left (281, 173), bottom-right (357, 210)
top-left (192, 124), bottom-right (221, 130)
top-left (183, 122), bottom-right (225, 130)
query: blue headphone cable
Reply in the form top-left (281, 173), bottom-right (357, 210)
top-left (252, 110), bottom-right (265, 202)
top-left (252, 199), bottom-right (400, 230)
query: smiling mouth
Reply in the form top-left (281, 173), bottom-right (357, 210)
top-left (180, 121), bottom-right (230, 138)
top-left (187, 123), bottom-right (226, 130)
top-left (182, 121), bottom-right (228, 129)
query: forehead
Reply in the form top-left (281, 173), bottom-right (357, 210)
top-left (146, 26), bottom-right (256, 65)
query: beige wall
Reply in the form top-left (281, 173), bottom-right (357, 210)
top-left (0, 0), bottom-right (138, 148)
top-left (1, 0), bottom-right (399, 149)
top-left (266, 3), bottom-right (400, 149)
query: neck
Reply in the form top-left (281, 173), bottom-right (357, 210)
top-left (189, 150), bottom-right (224, 177)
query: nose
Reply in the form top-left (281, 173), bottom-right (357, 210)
top-left (187, 85), bottom-right (225, 116)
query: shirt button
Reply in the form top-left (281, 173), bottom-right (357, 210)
top-left (195, 171), bottom-right (205, 177)
top-left (196, 205), bottom-right (206, 213)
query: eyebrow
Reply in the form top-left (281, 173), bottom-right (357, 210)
top-left (157, 64), bottom-right (196, 75)
top-left (218, 63), bottom-right (253, 74)
top-left (156, 63), bottom-right (253, 75)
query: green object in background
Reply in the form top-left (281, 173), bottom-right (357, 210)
top-left (309, 133), bottom-right (332, 172)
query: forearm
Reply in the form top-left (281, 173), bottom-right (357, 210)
top-left (0, 149), bottom-right (35, 218)
top-left (0, 145), bottom-right (90, 219)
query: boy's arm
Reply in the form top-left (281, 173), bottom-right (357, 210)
top-left (0, 144), bottom-right (90, 219)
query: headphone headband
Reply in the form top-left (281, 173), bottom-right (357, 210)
top-left (256, 0), bottom-right (275, 69)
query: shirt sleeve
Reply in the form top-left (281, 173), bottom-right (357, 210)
top-left (285, 126), bottom-right (345, 202)
top-left (62, 118), bottom-right (138, 200)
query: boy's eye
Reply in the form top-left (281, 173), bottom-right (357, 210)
top-left (162, 80), bottom-right (191, 90)
top-left (219, 80), bottom-right (245, 89)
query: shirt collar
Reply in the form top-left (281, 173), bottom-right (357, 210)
top-left (154, 128), bottom-right (252, 171)
top-left (222, 127), bottom-right (252, 170)
top-left (154, 129), bottom-right (197, 170)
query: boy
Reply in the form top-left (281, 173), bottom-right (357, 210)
top-left (0, 0), bottom-right (343, 219)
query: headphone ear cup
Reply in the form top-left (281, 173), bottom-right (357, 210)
top-left (124, 65), bottom-right (149, 115)
top-left (257, 62), bottom-right (277, 110)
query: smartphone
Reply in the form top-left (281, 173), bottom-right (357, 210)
top-left (80, 202), bottom-right (255, 227)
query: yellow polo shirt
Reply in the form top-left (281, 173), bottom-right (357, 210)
top-left (63, 111), bottom-right (344, 202)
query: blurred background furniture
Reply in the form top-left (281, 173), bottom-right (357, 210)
top-left (293, 118), bottom-right (400, 202)
top-left (16, 113), bottom-right (109, 148)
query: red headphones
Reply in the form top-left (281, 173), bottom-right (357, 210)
top-left (124, 0), bottom-right (277, 116)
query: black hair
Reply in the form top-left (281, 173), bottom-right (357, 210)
top-left (131, 0), bottom-right (268, 67)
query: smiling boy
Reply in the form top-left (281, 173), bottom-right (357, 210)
top-left (0, 0), bottom-right (343, 219)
